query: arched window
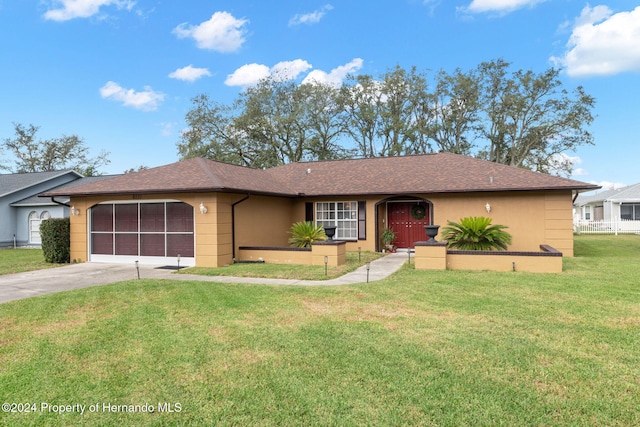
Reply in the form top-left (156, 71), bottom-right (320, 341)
top-left (29, 211), bottom-right (40, 244)
top-left (28, 211), bottom-right (50, 245)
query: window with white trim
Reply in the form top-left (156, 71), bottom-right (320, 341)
top-left (29, 211), bottom-right (50, 244)
top-left (583, 205), bottom-right (591, 220)
top-left (315, 202), bottom-right (358, 240)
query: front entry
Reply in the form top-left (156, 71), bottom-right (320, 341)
top-left (387, 202), bottom-right (431, 248)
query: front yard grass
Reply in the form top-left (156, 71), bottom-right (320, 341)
top-left (0, 235), bottom-right (639, 426)
top-left (180, 250), bottom-right (384, 280)
top-left (0, 248), bottom-right (61, 275)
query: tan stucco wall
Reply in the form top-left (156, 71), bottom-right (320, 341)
top-left (69, 188), bottom-right (575, 268)
top-left (413, 243), bottom-right (447, 270)
top-left (238, 248), bottom-right (312, 264)
top-left (233, 195), bottom-right (294, 248)
top-left (446, 253), bottom-right (563, 273)
top-left (414, 243), bottom-right (563, 273)
top-left (195, 193), bottom-right (230, 268)
top-left (429, 190), bottom-right (574, 256)
top-left (237, 242), bottom-right (346, 266)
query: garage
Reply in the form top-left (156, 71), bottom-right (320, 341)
top-left (89, 201), bottom-right (195, 266)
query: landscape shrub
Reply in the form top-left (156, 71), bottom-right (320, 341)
top-left (288, 221), bottom-right (327, 248)
top-left (441, 216), bottom-right (512, 250)
top-left (40, 217), bottom-right (70, 263)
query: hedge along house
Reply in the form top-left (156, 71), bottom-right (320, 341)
top-left (42, 153), bottom-right (599, 268)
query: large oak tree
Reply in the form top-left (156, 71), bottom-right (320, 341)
top-left (178, 60), bottom-right (596, 176)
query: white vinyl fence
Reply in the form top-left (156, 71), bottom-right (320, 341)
top-left (574, 220), bottom-right (640, 235)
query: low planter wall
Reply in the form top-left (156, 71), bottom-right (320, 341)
top-left (414, 242), bottom-right (563, 273)
top-left (238, 240), bottom-right (346, 266)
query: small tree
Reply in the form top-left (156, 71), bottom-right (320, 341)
top-left (441, 216), bottom-right (512, 251)
top-left (288, 221), bottom-right (327, 248)
top-left (40, 218), bottom-right (70, 263)
top-left (2, 123), bottom-right (110, 173)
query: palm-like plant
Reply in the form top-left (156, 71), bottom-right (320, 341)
top-left (441, 216), bottom-right (512, 251)
top-left (288, 221), bottom-right (327, 248)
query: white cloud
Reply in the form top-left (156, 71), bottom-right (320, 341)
top-left (572, 168), bottom-right (588, 177)
top-left (44, 0), bottom-right (134, 21)
top-left (289, 4), bottom-right (333, 26)
top-left (270, 60), bottom-right (314, 81)
top-left (173, 11), bottom-right (248, 52)
top-left (225, 64), bottom-right (271, 87)
top-left (301, 58), bottom-right (363, 86)
top-left (225, 58), bottom-right (362, 88)
top-left (225, 60), bottom-right (312, 87)
top-left (588, 181), bottom-right (627, 191)
top-left (99, 81), bottom-right (164, 111)
top-left (551, 6), bottom-right (640, 77)
top-left (461, 0), bottom-right (546, 15)
top-left (168, 65), bottom-right (212, 82)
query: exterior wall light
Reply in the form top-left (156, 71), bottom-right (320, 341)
top-left (485, 203), bottom-right (491, 213)
top-left (71, 206), bottom-right (80, 216)
top-left (199, 203), bottom-right (208, 214)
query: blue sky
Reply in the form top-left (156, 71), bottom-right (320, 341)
top-left (1, 1), bottom-right (638, 190)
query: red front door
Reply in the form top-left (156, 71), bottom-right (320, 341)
top-left (387, 202), bottom-right (430, 248)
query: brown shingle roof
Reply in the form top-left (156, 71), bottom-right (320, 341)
top-left (269, 153), bottom-right (599, 196)
top-left (43, 158), bottom-right (297, 197)
top-left (43, 153), bottom-right (599, 198)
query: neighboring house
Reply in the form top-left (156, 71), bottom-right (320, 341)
top-left (0, 170), bottom-right (82, 247)
top-left (43, 153), bottom-right (599, 267)
top-left (574, 183), bottom-right (640, 222)
top-left (574, 183), bottom-right (640, 234)
top-left (1, 171), bottom-right (118, 248)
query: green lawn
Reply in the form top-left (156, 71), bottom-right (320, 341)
top-left (0, 248), bottom-right (62, 275)
top-left (1, 235), bottom-right (639, 426)
top-left (180, 250), bottom-right (385, 280)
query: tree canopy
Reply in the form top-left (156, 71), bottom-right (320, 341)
top-left (1, 123), bottom-right (110, 175)
top-left (178, 59), bottom-right (596, 176)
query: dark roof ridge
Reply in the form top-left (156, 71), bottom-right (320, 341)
top-left (0, 168), bottom-right (79, 177)
top-left (192, 157), bottom-right (225, 188)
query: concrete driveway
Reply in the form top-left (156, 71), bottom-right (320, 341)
top-left (0, 262), bottom-right (177, 304)
top-left (0, 253), bottom-right (410, 304)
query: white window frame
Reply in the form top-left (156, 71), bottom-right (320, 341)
top-left (315, 201), bottom-right (358, 240)
top-left (29, 211), bottom-right (50, 245)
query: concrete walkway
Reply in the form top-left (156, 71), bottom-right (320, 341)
top-left (0, 252), bottom-right (411, 304)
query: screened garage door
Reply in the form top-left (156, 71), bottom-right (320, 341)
top-left (89, 201), bottom-right (195, 266)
